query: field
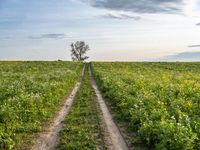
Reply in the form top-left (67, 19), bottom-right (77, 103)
top-left (92, 62), bottom-right (200, 149)
top-left (59, 64), bottom-right (105, 149)
top-left (0, 61), bottom-right (82, 149)
top-left (1, 61), bottom-right (200, 149)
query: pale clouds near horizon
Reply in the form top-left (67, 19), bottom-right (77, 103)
top-left (0, 0), bottom-right (200, 61)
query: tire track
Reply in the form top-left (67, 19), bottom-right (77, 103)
top-left (89, 66), bottom-right (129, 150)
top-left (31, 65), bottom-right (85, 150)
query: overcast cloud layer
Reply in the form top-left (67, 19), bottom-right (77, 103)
top-left (89, 0), bottom-right (184, 14)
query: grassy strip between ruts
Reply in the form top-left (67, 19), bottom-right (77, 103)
top-left (58, 64), bottom-right (106, 150)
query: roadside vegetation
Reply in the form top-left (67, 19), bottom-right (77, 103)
top-left (0, 61), bottom-right (82, 149)
top-left (58, 64), bottom-right (105, 150)
top-left (92, 62), bottom-right (200, 149)
top-left (2, 61), bottom-right (200, 150)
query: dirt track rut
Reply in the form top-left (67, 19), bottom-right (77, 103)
top-left (31, 66), bottom-right (85, 150)
top-left (31, 64), bottom-right (128, 150)
top-left (89, 66), bottom-right (129, 150)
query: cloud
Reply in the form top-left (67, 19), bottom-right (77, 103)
top-left (28, 34), bottom-right (67, 39)
top-left (188, 45), bottom-right (200, 48)
top-left (162, 51), bottom-right (200, 61)
top-left (100, 13), bottom-right (141, 20)
top-left (89, 0), bottom-right (184, 14)
top-left (196, 23), bottom-right (200, 26)
top-left (0, 36), bottom-right (13, 39)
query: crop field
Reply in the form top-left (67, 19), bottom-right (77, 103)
top-left (92, 62), bottom-right (200, 149)
top-left (0, 61), bottom-right (82, 149)
top-left (1, 61), bottom-right (200, 150)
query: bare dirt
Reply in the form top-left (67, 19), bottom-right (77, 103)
top-left (31, 64), bottom-right (129, 150)
top-left (31, 66), bottom-right (85, 150)
top-left (89, 67), bottom-right (129, 150)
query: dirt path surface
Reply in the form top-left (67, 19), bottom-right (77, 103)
top-left (89, 67), bottom-right (129, 150)
top-left (31, 65), bottom-right (85, 150)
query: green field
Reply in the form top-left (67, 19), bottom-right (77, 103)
top-left (0, 61), bottom-right (82, 149)
top-left (59, 64), bottom-right (105, 149)
top-left (92, 62), bottom-right (200, 149)
top-left (1, 61), bottom-right (200, 149)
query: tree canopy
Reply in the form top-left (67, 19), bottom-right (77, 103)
top-left (70, 41), bottom-right (89, 61)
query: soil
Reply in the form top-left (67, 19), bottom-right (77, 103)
top-left (89, 67), bottom-right (129, 150)
top-left (31, 65), bottom-right (129, 150)
top-left (31, 66), bottom-right (85, 150)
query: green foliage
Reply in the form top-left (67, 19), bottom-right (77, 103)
top-left (92, 62), bottom-right (200, 149)
top-left (0, 61), bottom-right (82, 149)
top-left (70, 41), bottom-right (90, 61)
top-left (59, 65), bottom-right (105, 150)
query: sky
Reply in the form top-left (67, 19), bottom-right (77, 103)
top-left (0, 0), bottom-right (200, 61)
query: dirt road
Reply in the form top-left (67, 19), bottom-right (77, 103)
top-left (31, 66), bottom-right (85, 150)
top-left (89, 67), bottom-right (129, 150)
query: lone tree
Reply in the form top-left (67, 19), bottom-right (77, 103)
top-left (70, 41), bottom-right (89, 61)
